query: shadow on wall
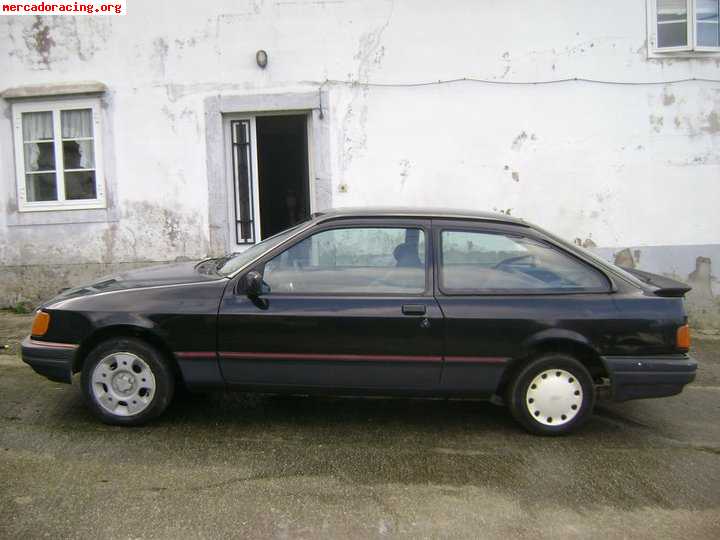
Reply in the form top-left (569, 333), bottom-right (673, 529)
top-left (612, 248), bottom-right (719, 332)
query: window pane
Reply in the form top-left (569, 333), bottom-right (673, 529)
top-left (697, 0), bottom-right (720, 46)
top-left (25, 173), bottom-right (58, 202)
top-left (21, 111), bottom-right (53, 141)
top-left (697, 22), bottom-right (720, 45)
top-left (657, 0), bottom-right (687, 21)
top-left (440, 231), bottom-right (607, 292)
top-left (62, 140), bottom-right (95, 169)
top-left (658, 21), bottom-right (688, 46)
top-left (657, 0), bottom-right (688, 47)
top-left (64, 171), bottom-right (97, 200)
top-left (263, 228), bottom-right (426, 294)
top-left (697, 0), bottom-right (719, 21)
top-left (61, 109), bottom-right (93, 138)
top-left (23, 142), bottom-right (55, 172)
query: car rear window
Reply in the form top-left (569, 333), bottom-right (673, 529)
top-left (440, 230), bottom-right (609, 294)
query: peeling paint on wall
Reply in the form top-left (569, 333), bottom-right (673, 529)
top-left (613, 248), bottom-right (637, 268)
top-left (574, 237), bottom-right (597, 248)
top-left (29, 16), bottom-right (54, 67)
top-left (399, 158), bottom-right (411, 187)
top-left (688, 257), bottom-right (715, 301)
top-left (152, 37), bottom-right (169, 78)
top-left (662, 87), bottom-right (676, 106)
top-left (6, 15), bottom-right (110, 68)
top-left (340, 3), bottom-right (393, 178)
top-left (703, 111), bottom-right (720, 134)
top-left (649, 114), bottom-right (664, 133)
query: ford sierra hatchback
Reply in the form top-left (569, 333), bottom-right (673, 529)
top-left (22, 208), bottom-right (697, 435)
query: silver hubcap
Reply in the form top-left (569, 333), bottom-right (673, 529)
top-left (526, 369), bottom-right (583, 426)
top-left (91, 352), bottom-right (156, 417)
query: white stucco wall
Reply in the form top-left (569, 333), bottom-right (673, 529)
top-left (0, 0), bottom-right (718, 320)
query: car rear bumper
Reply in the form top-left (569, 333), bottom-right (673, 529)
top-left (21, 336), bottom-right (77, 384)
top-left (603, 355), bottom-right (697, 401)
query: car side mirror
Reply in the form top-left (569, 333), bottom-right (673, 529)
top-left (245, 270), bottom-right (263, 297)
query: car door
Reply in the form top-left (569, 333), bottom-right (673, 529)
top-left (433, 219), bottom-right (618, 395)
top-left (217, 219), bottom-right (444, 390)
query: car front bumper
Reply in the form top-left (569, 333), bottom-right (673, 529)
top-left (21, 336), bottom-right (77, 384)
top-left (603, 355), bottom-right (697, 401)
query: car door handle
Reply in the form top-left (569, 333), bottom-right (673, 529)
top-left (402, 304), bottom-right (426, 316)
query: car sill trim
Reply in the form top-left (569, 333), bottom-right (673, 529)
top-left (219, 352), bottom-right (443, 362)
top-left (175, 351), bottom-right (512, 364)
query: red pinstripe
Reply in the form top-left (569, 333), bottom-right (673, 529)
top-left (444, 356), bottom-right (508, 364)
top-left (175, 351), bottom-right (216, 359)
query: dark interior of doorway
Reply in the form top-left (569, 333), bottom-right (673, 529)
top-left (256, 115), bottom-right (311, 239)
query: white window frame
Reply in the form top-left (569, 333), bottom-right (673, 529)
top-left (648, 0), bottom-right (720, 56)
top-left (12, 98), bottom-right (106, 212)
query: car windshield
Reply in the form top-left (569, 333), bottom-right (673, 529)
top-left (216, 222), bottom-right (309, 276)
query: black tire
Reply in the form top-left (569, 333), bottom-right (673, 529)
top-left (81, 337), bottom-right (174, 426)
top-left (507, 353), bottom-right (595, 436)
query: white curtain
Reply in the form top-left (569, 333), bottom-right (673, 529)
top-left (61, 110), bottom-right (95, 170)
top-left (61, 109), bottom-right (93, 139)
top-left (21, 111), bottom-right (53, 141)
top-left (22, 112), bottom-right (54, 173)
top-left (24, 143), bottom-right (41, 171)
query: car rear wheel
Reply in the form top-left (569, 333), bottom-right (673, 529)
top-left (507, 353), bottom-right (595, 436)
top-left (81, 337), bottom-right (174, 426)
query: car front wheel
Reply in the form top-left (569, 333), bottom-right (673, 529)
top-left (507, 353), bottom-right (595, 436)
top-left (81, 337), bottom-right (174, 426)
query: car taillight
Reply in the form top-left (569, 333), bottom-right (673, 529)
top-left (676, 324), bottom-right (691, 351)
top-left (31, 311), bottom-right (50, 337)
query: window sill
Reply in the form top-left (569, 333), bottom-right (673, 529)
top-left (19, 201), bottom-right (107, 213)
top-left (647, 48), bottom-right (720, 59)
top-left (7, 205), bottom-right (118, 227)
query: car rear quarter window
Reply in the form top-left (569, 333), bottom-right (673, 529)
top-left (440, 230), bottom-right (609, 294)
top-left (263, 227), bottom-right (427, 294)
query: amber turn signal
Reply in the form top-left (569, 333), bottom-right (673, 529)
top-left (31, 311), bottom-right (50, 337)
top-left (676, 324), bottom-right (691, 350)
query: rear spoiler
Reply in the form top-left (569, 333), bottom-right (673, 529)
top-left (619, 267), bottom-right (692, 297)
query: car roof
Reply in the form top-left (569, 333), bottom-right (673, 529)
top-left (313, 207), bottom-right (527, 226)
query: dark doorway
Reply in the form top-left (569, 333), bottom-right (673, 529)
top-left (256, 115), bottom-right (311, 239)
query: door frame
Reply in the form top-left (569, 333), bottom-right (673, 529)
top-left (234, 216), bottom-right (436, 297)
top-left (205, 91), bottom-right (331, 257)
top-left (222, 110), bottom-right (316, 252)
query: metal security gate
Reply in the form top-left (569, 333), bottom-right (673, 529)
top-left (230, 119), bottom-right (255, 244)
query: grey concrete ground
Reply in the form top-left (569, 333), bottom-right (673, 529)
top-left (1, 311), bottom-right (719, 539)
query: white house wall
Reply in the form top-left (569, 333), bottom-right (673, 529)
top-left (0, 0), bottom-right (718, 326)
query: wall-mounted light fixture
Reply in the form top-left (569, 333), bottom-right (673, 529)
top-left (256, 50), bottom-right (268, 69)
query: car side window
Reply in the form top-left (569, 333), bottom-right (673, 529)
top-left (440, 230), bottom-right (608, 293)
top-left (262, 227), bottom-right (427, 294)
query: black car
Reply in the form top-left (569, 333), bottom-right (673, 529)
top-left (22, 208), bottom-right (697, 435)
